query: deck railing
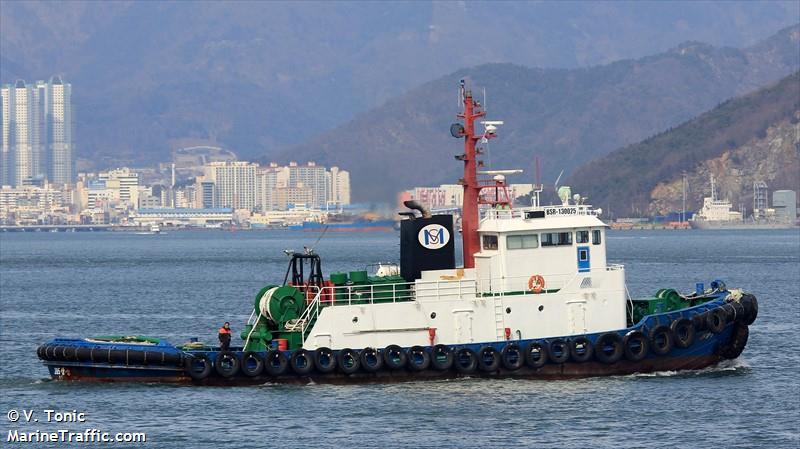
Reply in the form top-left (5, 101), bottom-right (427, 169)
top-left (482, 204), bottom-right (601, 220)
top-left (288, 264), bottom-right (624, 343)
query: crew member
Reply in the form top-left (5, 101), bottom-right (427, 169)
top-left (218, 322), bottom-right (232, 351)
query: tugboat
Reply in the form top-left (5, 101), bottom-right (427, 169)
top-left (37, 82), bottom-right (757, 384)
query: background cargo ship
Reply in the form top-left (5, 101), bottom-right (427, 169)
top-left (288, 213), bottom-right (395, 232)
top-left (690, 177), bottom-right (797, 230)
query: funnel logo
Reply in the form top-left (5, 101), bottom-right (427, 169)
top-left (418, 224), bottom-right (450, 250)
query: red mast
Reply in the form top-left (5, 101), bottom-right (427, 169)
top-left (454, 81), bottom-right (494, 268)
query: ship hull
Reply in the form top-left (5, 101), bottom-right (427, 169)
top-left (44, 353), bottom-right (725, 385)
top-left (40, 296), bottom-right (752, 385)
top-left (288, 220), bottom-right (395, 232)
top-left (689, 220), bottom-right (795, 230)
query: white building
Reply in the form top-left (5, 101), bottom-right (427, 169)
top-left (203, 161), bottom-right (257, 211)
top-left (409, 183), bottom-right (533, 210)
top-left (47, 77), bottom-right (73, 186)
top-left (287, 161), bottom-right (327, 208)
top-left (0, 77), bottom-right (74, 187)
top-left (98, 168), bottom-right (140, 206)
top-left (326, 166), bottom-right (351, 207)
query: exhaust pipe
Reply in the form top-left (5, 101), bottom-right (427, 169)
top-left (403, 200), bottom-right (432, 219)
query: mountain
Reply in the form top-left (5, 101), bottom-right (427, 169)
top-left (567, 72), bottom-right (800, 218)
top-left (282, 25), bottom-right (800, 201)
top-left (1, 1), bottom-right (799, 169)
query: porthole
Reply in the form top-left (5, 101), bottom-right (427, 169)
top-left (352, 316), bottom-right (358, 323)
top-left (430, 312), bottom-right (437, 319)
top-left (505, 307), bottom-right (511, 314)
top-left (538, 305), bottom-right (544, 312)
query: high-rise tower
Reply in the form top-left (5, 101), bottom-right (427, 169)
top-left (48, 76), bottom-right (73, 186)
top-left (0, 77), bottom-right (73, 187)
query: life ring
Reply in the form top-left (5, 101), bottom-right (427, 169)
top-left (594, 333), bottom-right (623, 364)
top-left (527, 275), bottom-right (545, 293)
top-left (500, 343), bottom-right (523, 370)
top-left (314, 347), bottom-right (336, 373)
top-left (240, 352), bottom-right (264, 377)
top-left (337, 348), bottom-right (361, 374)
top-left (478, 346), bottom-right (501, 372)
top-left (569, 336), bottom-right (594, 363)
top-left (430, 344), bottom-right (454, 371)
top-left (264, 350), bottom-right (289, 376)
top-left (649, 325), bottom-right (674, 356)
top-left (670, 318), bottom-right (695, 349)
top-left (359, 347), bottom-right (383, 372)
top-left (524, 341), bottom-right (548, 368)
top-left (214, 351), bottom-right (240, 378)
top-left (622, 330), bottom-right (649, 362)
top-left (407, 346), bottom-right (431, 371)
top-left (382, 344), bottom-right (407, 370)
top-left (184, 354), bottom-right (212, 381)
top-left (454, 348), bottom-right (478, 373)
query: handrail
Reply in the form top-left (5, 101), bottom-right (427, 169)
top-left (286, 286), bottom-right (322, 332)
top-left (289, 265), bottom-right (624, 313)
top-left (482, 204), bottom-right (601, 220)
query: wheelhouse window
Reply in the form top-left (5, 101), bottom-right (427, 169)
top-left (482, 234), bottom-right (498, 250)
top-left (541, 232), bottom-right (573, 247)
top-left (507, 234), bottom-right (539, 250)
top-left (592, 230), bottom-right (602, 245)
top-left (576, 230), bottom-right (589, 244)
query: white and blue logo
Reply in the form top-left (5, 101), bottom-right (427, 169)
top-left (418, 224), bottom-right (450, 250)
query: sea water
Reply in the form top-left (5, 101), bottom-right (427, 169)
top-left (1, 230), bottom-right (798, 448)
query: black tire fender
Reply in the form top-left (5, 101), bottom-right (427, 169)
top-left (109, 349), bottom-right (127, 364)
top-left (314, 347), bottom-right (336, 374)
top-left (741, 295), bottom-right (758, 325)
top-left (382, 344), bottom-right (407, 370)
top-left (184, 353), bottom-right (212, 381)
top-left (524, 341), bottom-right (548, 368)
top-left (264, 350), bottom-right (289, 376)
top-left (240, 352), bottom-right (264, 377)
top-left (692, 312), bottom-right (707, 332)
top-left (477, 346), bottom-right (501, 372)
top-left (719, 323), bottom-right (750, 359)
top-left (706, 308), bottom-right (727, 334)
top-left (359, 347), bottom-right (383, 372)
top-left (407, 345), bottom-right (430, 371)
top-left (500, 343), bottom-right (523, 370)
top-left (650, 325), bottom-right (674, 356)
top-left (337, 348), bottom-right (360, 374)
top-left (569, 336), bottom-right (594, 363)
top-left (214, 351), bottom-right (240, 378)
top-left (594, 333), bottom-right (623, 364)
top-left (548, 339), bottom-right (569, 364)
top-left (290, 349), bottom-right (315, 375)
top-left (623, 330), bottom-right (649, 362)
top-left (430, 344), bottom-right (454, 371)
top-left (671, 318), bottom-right (695, 349)
top-left (454, 348), bottom-right (478, 373)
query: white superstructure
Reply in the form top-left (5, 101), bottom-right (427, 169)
top-left (300, 200), bottom-right (626, 350)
